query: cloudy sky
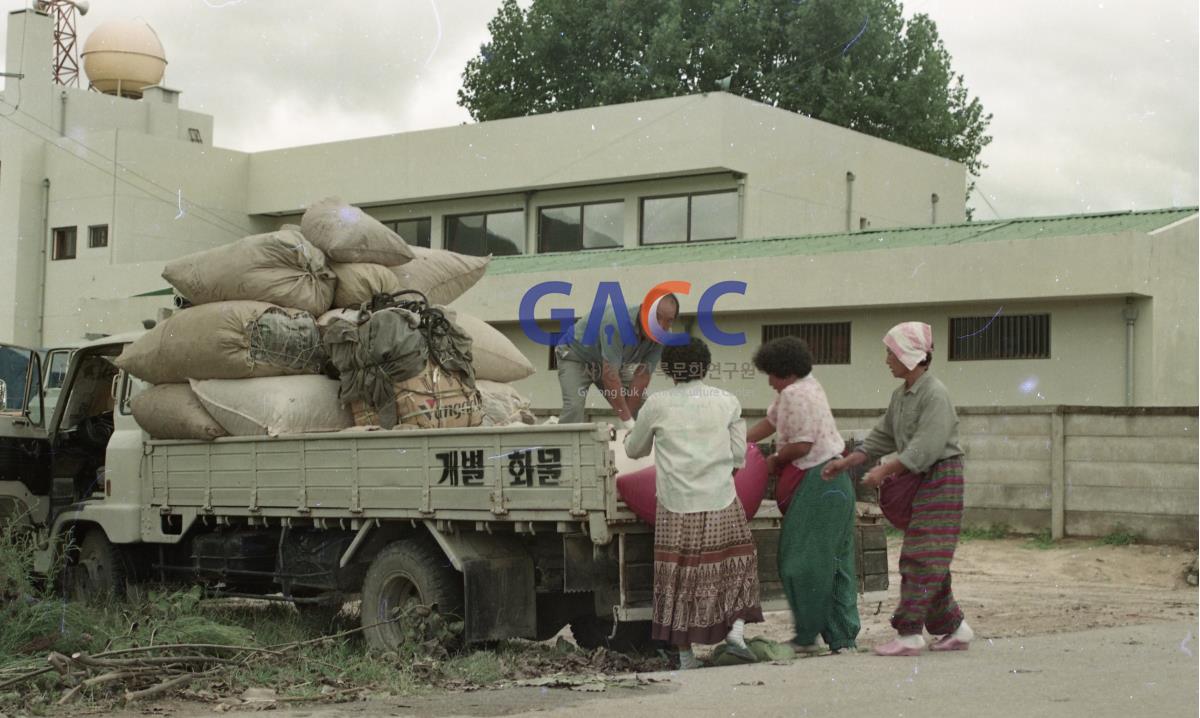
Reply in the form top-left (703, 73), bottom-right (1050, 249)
top-left (1, 0), bottom-right (1196, 219)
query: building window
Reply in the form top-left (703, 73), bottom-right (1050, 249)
top-left (88, 224), bottom-right (108, 248)
top-left (188, 128), bottom-right (203, 143)
top-left (539, 201), bottom-right (623, 253)
top-left (445, 210), bottom-right (524, 256)
top-left (52, 227), bottom-right (76, 260)
top-left (640, 190), bottom-right (737, 245)
top-left (761, 322), bottom-right (852, 364)
top-left (383, 218), bottom-right (431, 248)
top-left (949, 314), bottom-right (1050, 361)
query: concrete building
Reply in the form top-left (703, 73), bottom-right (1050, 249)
top-left (2, 8), bottom-right (1196, 415)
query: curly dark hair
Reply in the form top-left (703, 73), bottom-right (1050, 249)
top-left (752, 336), bottom-right (813, 379)
top-left (661, 337), bottom-right (711, 382)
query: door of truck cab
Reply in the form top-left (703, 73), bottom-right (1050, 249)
top-left (0, 343), bottom-right (47, 437)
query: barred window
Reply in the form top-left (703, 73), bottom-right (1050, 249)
top-left (949, 314), bottom-right (1050, 360)
top-left (761, 322), bottom-right (851, 364)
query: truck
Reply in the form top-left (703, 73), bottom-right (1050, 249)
top-left (0, 333), bottom-right (888, 653)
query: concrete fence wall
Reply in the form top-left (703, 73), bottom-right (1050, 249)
top-left (569, 405), bottom-right (1199, 544)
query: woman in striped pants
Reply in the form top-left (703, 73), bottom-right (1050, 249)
top-left (822, 322), bottom-right (974, 657)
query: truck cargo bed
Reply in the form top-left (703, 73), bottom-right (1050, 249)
top-left (148, 424), bottom-right (622, 527)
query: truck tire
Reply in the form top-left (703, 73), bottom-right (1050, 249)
top-left (360, 539), bottom-right (464, 653)
top-left (569, 615), bottom-right (656, 654)
top-left (67, 530), bottom-right (130, 601)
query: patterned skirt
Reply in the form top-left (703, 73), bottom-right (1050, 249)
top-left (651, 498), bottom-right (764, 645)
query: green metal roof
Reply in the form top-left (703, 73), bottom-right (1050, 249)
top-left (487, 207), bottom-right (1198, 276)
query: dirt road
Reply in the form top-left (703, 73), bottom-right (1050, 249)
top-left (106, 536), bottom-right (1197, 718)
top-left (750, 536), bottom-right (1198, 650)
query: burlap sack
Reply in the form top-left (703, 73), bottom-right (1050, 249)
top-left (190, 376), bottom-right (354, 437)
top-left (389, 246), bottom-right (490, 305)
top-left (115, 302), bottom-right (326, 385)
top-left (442, 309), bottom-right (535, 382)
top-left (130, 383), bottom-right (228, 440)
top-left (300, 197), bottom-right (415, 266)
top-left (162, 228), bottom-right (336, 316)
top-left (351, 361), bottom-right (482, 430)
top-left (330, 263), bottom-right (402, 308)
top-left (476, 380), bottom-right (536, 427)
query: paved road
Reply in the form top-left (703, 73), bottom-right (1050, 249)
top-left (138, 621), bottom-right (1199, 718)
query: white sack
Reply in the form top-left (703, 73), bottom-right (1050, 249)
top-left (442, 309), bottom-right (535, 382)
top-left (162, 228), bottom-right (336, 316)
top-left (476, 380), bottom-right (536, 427)
top-left (329, 263), bottom-right (402, 308)
top-left (389, 246), bottom-right (490, 305)
top-left (300, 197), bottom-right (415, 266)
top-left (189, 376), bottom-right (354, 437)
top-left (115, 302), bottom-right (324, 385)
top-left (130, 383), bottom-right (228, 441)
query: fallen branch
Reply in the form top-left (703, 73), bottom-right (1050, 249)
top-left (58, 670), bottom-right (140, 706)
top-left (95, 643), bottom-right (287, 660)
top-left (0, 666), bottom-right (54, 690)
top-left (123, 669), bottom-right (219, 705)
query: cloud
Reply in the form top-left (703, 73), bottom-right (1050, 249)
top-left (911, 0), bottom-right (1199, 217)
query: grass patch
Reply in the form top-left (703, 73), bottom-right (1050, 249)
top-left (959, 523), bottom-right (1011, 541)
top-left (1096, 524), bottom-right (1140, 546)
top-left (1025, 528), bottom-right (1056, 550)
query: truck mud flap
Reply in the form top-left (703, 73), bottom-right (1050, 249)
top-left (423, 526), bottom-right (536, 643)
top-left (463, 551), bottom-right (536, 643)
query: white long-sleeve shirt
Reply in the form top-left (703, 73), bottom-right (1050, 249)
top-left (623, 380), bottom-right (747, 514)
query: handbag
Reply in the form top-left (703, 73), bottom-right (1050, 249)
top-left (879, 470), bottom-right (924, 530)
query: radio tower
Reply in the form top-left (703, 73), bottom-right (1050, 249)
top-left (37, 1), bottom-right (90, 87)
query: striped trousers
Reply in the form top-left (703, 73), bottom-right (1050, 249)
top-left (891, 457), bottom-right (966, 637)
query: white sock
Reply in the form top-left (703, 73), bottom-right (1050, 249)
top-left (898, 634), bottom-right (926, 649)
top-left (952, 620), bottom-right (974, 642)
top-left (726, 619), bottom-right (747, 648)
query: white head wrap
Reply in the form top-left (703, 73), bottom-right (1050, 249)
top-left (884, 322), bottom-right (934, 371)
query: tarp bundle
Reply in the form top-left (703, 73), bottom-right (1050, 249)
top-left (321, 294), bottom-right (480, 430)
top-left (351, 361), bottom-right (483, 430)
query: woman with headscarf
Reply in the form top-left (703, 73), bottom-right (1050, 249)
top-left (747, 336), bottom-right (860, 655)
top-left (822, 322), bottom-right (973, 656)
top-left (624, 337), bottom-right (762, 668)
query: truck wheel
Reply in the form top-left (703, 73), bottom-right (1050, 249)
top-left (360, 539), bottom-right (463, 653)
top-left (569, 615), bottom-right (656, 653)
top-left (67, 530), bottom-right (129, 601)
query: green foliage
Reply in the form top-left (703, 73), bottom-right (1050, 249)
top-left (459, 0), bottom-right (992, 198)
top-left (960, 523), bottom-right (1010, 541)
top-left (1025, 528), bottom-right (1056, 550)
top-left (1097, 524), bottom-right (1140, 546)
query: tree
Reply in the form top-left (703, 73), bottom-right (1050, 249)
top-left (459, 0), bottom-right (991, 207)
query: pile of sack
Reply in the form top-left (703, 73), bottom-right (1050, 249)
top-left (119, 197), bottom-right (537, 440)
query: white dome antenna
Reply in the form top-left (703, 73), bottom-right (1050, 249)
top-left (81, 18), bottom-right (167, 99)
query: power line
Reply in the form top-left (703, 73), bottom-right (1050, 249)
top-left (0, 108), bottom-right (256, 242)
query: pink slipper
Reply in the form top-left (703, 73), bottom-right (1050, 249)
top-left (930, 635), bottom-right (970, 652)
top-left (873, 639), bottom-right (923, 657)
